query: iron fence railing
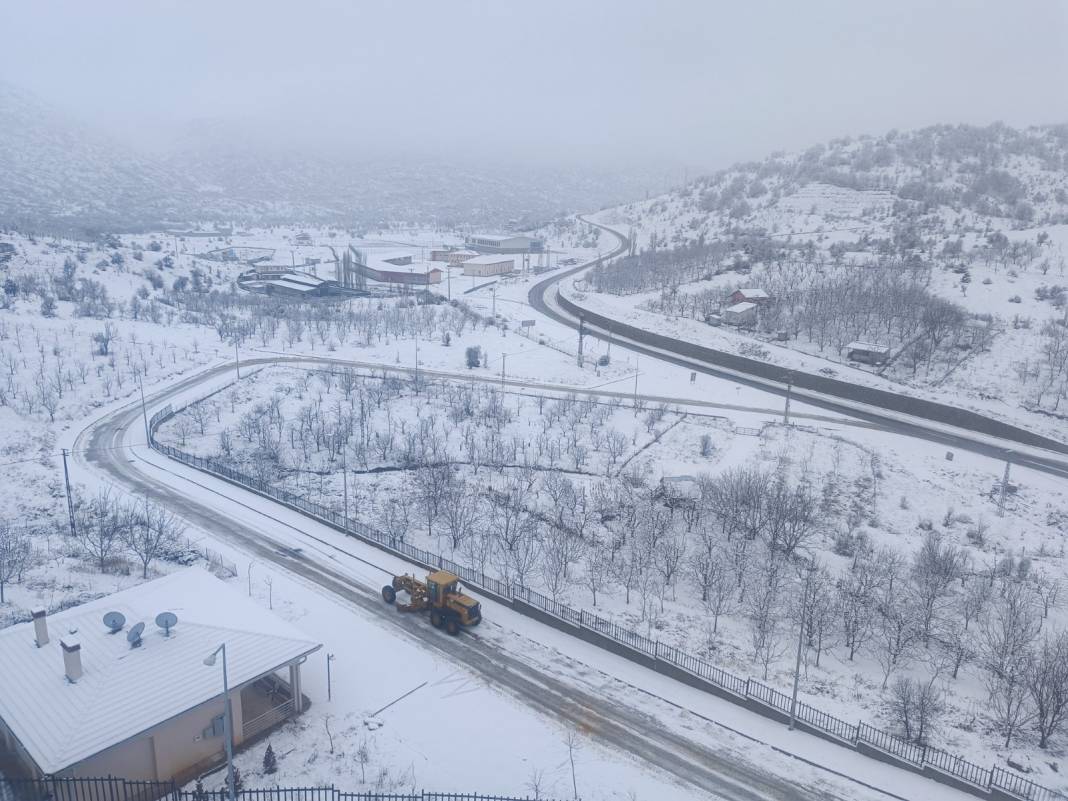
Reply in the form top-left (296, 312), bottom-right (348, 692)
top-left (0, 780), bottom-right (551, 801)
top-left (146, 403), bottom-right (1066, 801)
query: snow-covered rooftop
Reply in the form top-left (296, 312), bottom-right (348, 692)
top-left (846, 341), bottom-right (891, 353)
top-left (463, 255), bottom-right (515, 265)
top-left (0, 569), bottom-right (321, 774)
top-left (734, 288), bottom-right (769, 299)
top-left (725, 301), bottom-right (757, 313)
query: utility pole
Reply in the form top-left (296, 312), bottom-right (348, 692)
top-left (606, 324), bottom-right (613, 359)
top-left (998, 455), bottom-right (1013, 517)
top-left (342, 447), bottom-right (349, 529)
top-left (414, 336), bottom-right (420, 392)
top-left (234, 342), bottom-right (240, 379)
top-left (327, 653), bottom-right (335, 701)
top-left (501, 353), bottom-right (506, 389)
top-left (61, 448), bottom-right (77, 539)
top-left (789, 562), bottom-right (816, 730)
top-left (492, 286), bottom-right (497, 318)
top-left (138, 377), bottom-right (150, 445)
top-left (577, 315), bottom-right (586, 367)
top-left (783, 377), bottom-right (793, 426)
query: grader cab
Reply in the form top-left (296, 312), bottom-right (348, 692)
top-left (381, 570), bottom-right (482, 635)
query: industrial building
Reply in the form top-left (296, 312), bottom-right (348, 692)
top-left (347, 248), bottom-right (442, 287)
top-left (462, 255), bottom-right (515, 277)
top-left (465, 234), bottom-right (544, 254)
top-left (238, 269), bottom-right (336, 297)
top-left (0, 569), bottom-right (320, 784)
top-left (430, 248), bottom-right (478, 265)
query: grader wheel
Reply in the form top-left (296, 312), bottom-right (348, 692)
top-left (381, 585), bottom-right (397, 604)
top-left (430, 610), bottom-right (444, 628)
top-left (445, 617), bottom-right (460, 636)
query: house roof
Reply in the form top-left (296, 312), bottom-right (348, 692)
top-left (846, 341), bottom-right (890, 353)
top-left (735, 288), bottom-right (769, 299)
top-left (0, 569), bottom-right (320, 774)
top-left (464, 255), bottom-right (515, 265)
top-left (725, 301), bottom-right (757, 313)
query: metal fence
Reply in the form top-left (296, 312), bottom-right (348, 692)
top-left (146, 405), bottom-right (1065, 801)
top-left (0, 780), bottom-right (549, 801)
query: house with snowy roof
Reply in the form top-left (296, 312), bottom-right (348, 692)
top-left (0, 569), bottom-right (320, 784)
top-left (727, 287), bottom-right (771, 305)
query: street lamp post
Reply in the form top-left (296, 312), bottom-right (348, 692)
top-left (789, 561), bottom-right (817, 730)
top-left (204, 644), bottom-right (236, 801)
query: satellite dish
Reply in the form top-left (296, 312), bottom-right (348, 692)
top-left (155, 612), bottom-right (178, 637)
top-left (127, 621), bottom-right (145, 648)
top-left (103, 611), bottom-right (126, 633)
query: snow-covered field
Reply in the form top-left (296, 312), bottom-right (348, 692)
top-left (3, 206), bottom-right (1068, 799)
top-left (154, 357), bottom-right (1068, 791)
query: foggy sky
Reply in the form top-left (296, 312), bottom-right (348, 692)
top-left (2, 0), bottom-right (1066, 172)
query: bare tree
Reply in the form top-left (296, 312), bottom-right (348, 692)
top-left (838, 551), bottom-right (883, 660)
top-left (440, 482), bottom-right (481, 551)
top-left (125, 500), bottom-right (184, 578)
top-left (77, 489), bottom-right (130, 572)
top-left (982, 583), bottom-right (1042, 747)
top-left (890, 673), bottom-right (945, 745)
top-left (874, 591), bottom-right (920, 688)
top-left (747, 555), bottom-right (789, 679)
top-left (0, 522), bottom-right (32, 603)
top-left (1027, 630), bottom-right (1068, 749)
top-left (911, 532), bottom-right (967, 646)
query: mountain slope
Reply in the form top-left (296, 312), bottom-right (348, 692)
top-left (0, 83), bottom-right (654, 233)
top-left (606, 122), bottom-right (1068, 250)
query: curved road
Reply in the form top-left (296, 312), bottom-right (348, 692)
top-left (76, 359), bottom-right (894, 801)
top-left (528, 217), bottom-right (1068, 479)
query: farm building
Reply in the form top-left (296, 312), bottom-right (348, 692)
top-left (728, 288), bottom-right (770, 304)
top-left (0, 569), bottom-right (320, 785)
top-left (260, 272), bottom-right (335, 297)
top-left (722, 301), bottom-right (758, 327)
top-left (462, 255), bottom-right (515, 277)
top-left (350, 250), bottom-right (443, 286)
top-left (846, 341), bottom-right (891, 364)
top-left (294, 232), bottom-right (313, 246)
top-left (465, 234), bottom-right (544, 254)
top-left (430, 249), bottom-right (478, 265)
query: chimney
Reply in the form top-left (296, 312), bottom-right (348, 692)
top-left (32, 609), bottom-right (49, 647)
top-left (61, 637), bottom-right (83, 683)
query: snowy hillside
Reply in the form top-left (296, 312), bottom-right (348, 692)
top-left (585, 123), bottom-right (1068, 432)
top-left (0, 82), bottom-right (653, 234)
top-left (608, 123), bottom-right (1068, 248)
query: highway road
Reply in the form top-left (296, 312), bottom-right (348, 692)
top-left (74, 360), bottom-right (890, 801)
top-left (528, 217), bottom-right (1068, 480)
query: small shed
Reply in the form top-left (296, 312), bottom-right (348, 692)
top-left (659, 475), bottom-right (701, 504)
top-left (846, 341), bottom-right (891, 365)
top-left (728, 288), bottom-right (770, 305)
top-left (723, 301), bottom-right (758, 327)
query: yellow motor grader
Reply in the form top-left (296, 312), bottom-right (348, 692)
top-left (381, 570), bottom-right (482, 635)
